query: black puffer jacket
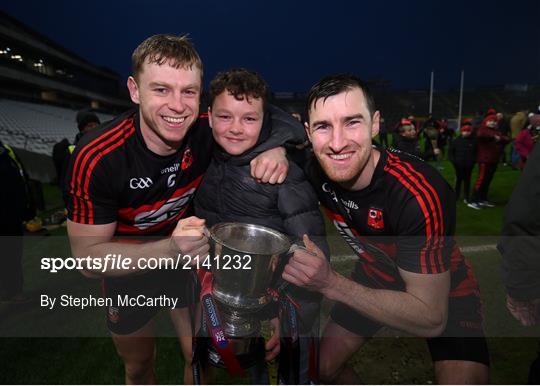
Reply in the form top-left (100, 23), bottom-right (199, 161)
top-left (194, 106), bottom-right (327, 248)
top-left (194, 107), bottom-right (328, 330)
top-left (448, 136), bottom-right (477, 166)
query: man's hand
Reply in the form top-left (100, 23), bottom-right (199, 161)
top-left (264, 317), bottom-right (280, 361)
top-left (282, 235), bottom-right (335, 292)
top-left (170, 216), bottom-right (209, 266)
top-left (250, 147), bottom-right (288, 184)
top-left (506, 294), bottom-right (540, 326)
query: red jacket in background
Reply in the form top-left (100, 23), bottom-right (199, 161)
top-left (515, 129), bottom-right (536, 160)
top-left (476, 124), bottom-right (510, 163)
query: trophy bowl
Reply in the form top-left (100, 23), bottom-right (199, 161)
top-left (209, 222), bottom-right (291, 337)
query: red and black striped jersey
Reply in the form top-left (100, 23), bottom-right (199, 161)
top-left (306, 148), bottom-right (479, 298)
top-left (66, 109), bottom-right (212, 236)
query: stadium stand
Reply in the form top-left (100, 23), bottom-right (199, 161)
top-left (0, 99), bottom-right (113, 155)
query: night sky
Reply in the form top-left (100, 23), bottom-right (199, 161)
top-left (3, 0), bottom-right (539, 92)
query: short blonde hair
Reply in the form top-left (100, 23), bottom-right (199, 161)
top-left (131, 34), bottom-right (203, 80)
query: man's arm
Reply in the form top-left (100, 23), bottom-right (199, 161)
top-left (283, 235), bottom-right (450, 337)
top-left (68, 216), bottom-right (209, 278)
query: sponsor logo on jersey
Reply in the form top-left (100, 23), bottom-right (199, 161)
top-left (129, 177), bottom-right (153, 189)
top-left (161, 163), bottom-right (180, 175)
top-left (322, 182), bottom-right (358, 211)
top-left (167, 174), bottom-right (176, 188)
top-left (181, 147), bottom-right (193, 170)
top-left (367, 207), bottom-right (384, 230)
top-left (133, 187), bottom-right (196, 230)
top-left (330, 215), bottom-right (366, 256)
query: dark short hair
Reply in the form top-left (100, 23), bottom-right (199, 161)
top-left (77, 111), bottom-right (100, 131)
top-left (132, 34), bottom-right (203, 80)
top-left (306, 74), bottom-right (376, 121)
top-left (208, 68), bottom-right (267, 108)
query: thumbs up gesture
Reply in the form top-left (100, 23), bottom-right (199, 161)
top-left (282, 234), bottom-right (335, 292)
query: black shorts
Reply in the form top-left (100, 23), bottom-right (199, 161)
top-left (330, 294), bottom-right (490, 366)
top-left (102, 269), bottom-right (198, 335)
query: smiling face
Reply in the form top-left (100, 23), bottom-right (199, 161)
top-left (209, 91), bottom-right (264, 155)
top-left (306, 87), bottom-right (380, 190)
top-left (127, 60), bottom-right (201, 155)
top-left (401, 124), bottom-right (417, 139)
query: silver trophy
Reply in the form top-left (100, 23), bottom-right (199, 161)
top-left (209, 222), bottom-right (291, 338)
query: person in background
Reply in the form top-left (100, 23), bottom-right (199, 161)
top-left (449, 121), bottom-right (477, 206)
top-left (496, 112), bottom-right (511, 165)
top-left (0, 140), bottom-right (35, 303)
top-left (437, 117), bottom-right (452, 158)
top-left (53, 111), bottom-right (101, 207)
top-left (422, 115), bottom-right (441, 162)
top-left (393, 118), bottom-right (422, 158)
top-left (514, 114), bottom-right (540, 169)
top-left (378, 117), bottom-right (389, 148)
top-left (74, 110), bottom-right (101, 145)
top-left (510, 110), bottom-right (529, 168)
top-left (469, 114), bottom-right (510, 208)
top-left (498, 143), bottom-right (540, 383)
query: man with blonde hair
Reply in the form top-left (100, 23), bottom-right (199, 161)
top-left (66, 34), bottom-right (304, 384)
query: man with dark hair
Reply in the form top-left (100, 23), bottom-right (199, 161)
top-left (282, 74), bottom-right (489, 384)
top-left (53, 110), bottom-right (101, 206)
top-left (75, 111), bottom-right (101, 143)
top-left (66, 35), bottom-right (304, 384)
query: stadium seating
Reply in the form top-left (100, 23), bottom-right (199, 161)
top-left (0, 99), bottom-right (113, 155)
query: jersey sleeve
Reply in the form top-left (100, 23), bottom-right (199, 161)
top-left (66, 144), bottom-right (118, 225)
top-left (393, 187), bottom-right (454, 275)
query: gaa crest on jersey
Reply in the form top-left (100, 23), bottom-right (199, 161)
top-left (367, 207), bottom-right (384, 230)
top-left (181, 147), bottom-right (193, 170)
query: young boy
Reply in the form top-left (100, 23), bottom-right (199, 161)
top-left (194, 68), bottom-right (328, 384)
top-left (393, 118), bottom-right (422, 158)
top-left (449, 122), bottom-right (477, 206)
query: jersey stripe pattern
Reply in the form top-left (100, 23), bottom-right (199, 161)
top-left (66, 109), bottom-right (212, 236)
top-left (307, 148), bottom-right (479, 298)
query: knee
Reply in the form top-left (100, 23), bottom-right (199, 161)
top-left (123, 357), bottom-right (154, 383)
top-left (319, 352), bottom-right (342, 383)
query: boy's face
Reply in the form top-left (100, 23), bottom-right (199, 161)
top-left (486, 119), bottom-right (497, 128)
top-left (209, 91), bottom-right (264, 155)
top-left (127, 60), bottom-right (201, 155)
top-left (401, 125), bottom-right (416, 139)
